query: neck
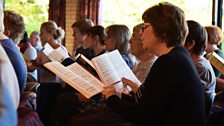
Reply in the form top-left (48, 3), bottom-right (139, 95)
top-left (49, 39), bottom-right (60, 49)
top-left (154, 43), bottom-right (175, 57)
top-left (93, 44), bottom-right (106, 55)
top-left (191, 53), bottom-right (203, 62)
top-left (138, 52), bottom-right (152, 62)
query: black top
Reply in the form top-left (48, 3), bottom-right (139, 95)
top-left (106, 47), bottom-right (206, 126)
top-left (75, 46), bottom-right (96, 60)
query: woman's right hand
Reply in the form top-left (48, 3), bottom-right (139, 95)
top-left (121, 77), bottom-right (140, 93)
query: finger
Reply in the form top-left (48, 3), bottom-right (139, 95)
top-left (122, 77), bottom-right (131, 84)
top-left (103, 85), bottom-right (115, 91)
top-left (110, 80), bottom-right (121, 86)
top-left (104, 80), bottom-right (121, 88)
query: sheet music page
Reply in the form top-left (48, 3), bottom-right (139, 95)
top-left (80, 55), bottom-right (96, 69)
top-left (48, 47), bottom-right (69, 63)
top-left (208, 52), bottom-right (224, 75)
top-left (75, 54), bottom-right (100, 80)
top-left (91, 53), bottom-right (121, 87)
top-left (67, 62), bottom-right (103, 89)
top-left (44, 61), bottom-right (102, 98)
top-left (43, 43), bottom-right (54, 56)
top-left (107, 50), bottom-right (142, 86)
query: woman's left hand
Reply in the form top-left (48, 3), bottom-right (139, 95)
top-left (102, 81), bottom-right (121, 99)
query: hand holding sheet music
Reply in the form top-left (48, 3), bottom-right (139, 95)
top-left (43, 43), bottom-right (70, 63)
top-left (44, 50), bottom-right (141, 98)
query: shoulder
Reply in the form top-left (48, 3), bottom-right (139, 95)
top-left (25, 46), bottom-right (36, 53)
top-left (122, 54), bottom-right (133, 68)
top-left (150, 47), bottom-right (193, 75)
top-left (0, 45), bottom-right (20, 108)
top-left (0, 39), bottom-right (17, 49)
top-left (194, 57), bottom-right (213, 73)
top-left (24, 46), bottom-right (37, 59)
top-left (59, 45), bottom-right (68, 52)
top-left (194, 57), bottom-right (215, 81)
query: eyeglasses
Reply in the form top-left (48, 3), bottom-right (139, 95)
top-left (142, 23), bottom-right (151, 32)
top-left (131, 34), bottom-right (141, 41)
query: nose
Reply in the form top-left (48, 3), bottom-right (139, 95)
top-left (129, 38), bottom-right (133, 44)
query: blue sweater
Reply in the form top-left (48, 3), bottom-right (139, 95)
top-left (1, 39), bottom-right (27, 93)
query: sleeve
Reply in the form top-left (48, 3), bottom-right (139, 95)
top-left (106, 55), bottom-right (180, 124)
top-left (24, 48), bottom-right (37, 60)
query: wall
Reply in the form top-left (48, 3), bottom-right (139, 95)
top-left (65, 0), bottom-right (78, 55)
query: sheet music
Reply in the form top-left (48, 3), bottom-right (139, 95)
top-left (43, 43), bottom-right (53, 56)
top-left (48, 47), bottom-right (69, 63)
top-left (44, 62), bottom-right (102, 98)
top-left (107, 50), bottom-right (142, 86)
top-left (92, 53), bottom-right (121, 86)
top-left (208, 52), bottom-right (224, 75)
top-left (80, 55), bottom-right (96, 69)
top-left (42, 43), bottom-right (69, 63)
top-left (67, 62), bottom-right (103, 89)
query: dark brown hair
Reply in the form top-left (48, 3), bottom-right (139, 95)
top-left (142, 2), bottom-right (187, 47)
top-left (4, 10), bottom-right (25, 44)
top-left (87, 25), bottom-right (105, 45)
top-left (185, 20), bottom-right (207, 56)
top-left (71, 19), bottom-right (93, 35)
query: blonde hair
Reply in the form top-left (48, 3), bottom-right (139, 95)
top-left (41, 20), bottom-right (65, 44)
top-left (205, 25), bottom-right (224, 45)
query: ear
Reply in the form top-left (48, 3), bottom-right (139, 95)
top-left (93, 35), bottom-right (99, 41)
top-left (186, 40), bottom-right (195, 50)
top-left (4, 29), bottom-right (10, 37)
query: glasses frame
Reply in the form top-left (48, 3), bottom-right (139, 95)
top-left (142, 23), bottom-right (151, 32)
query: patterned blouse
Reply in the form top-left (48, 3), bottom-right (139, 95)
top-left (132, 55), bottom-right (157, 103)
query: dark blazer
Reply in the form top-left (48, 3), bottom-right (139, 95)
top-left (106, 47), bottom-right (206, 126)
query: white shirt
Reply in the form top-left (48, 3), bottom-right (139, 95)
top-left (24, 45), bottom-right (38, 80)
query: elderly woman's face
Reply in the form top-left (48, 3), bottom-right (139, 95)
top-left (141, 23), bottom-right (160, 55)
top-left (129, 30), bottom-right (144, 57)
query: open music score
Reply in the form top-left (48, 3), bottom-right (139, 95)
top-left (207, 52), bottom-right (224, 75)
top-left (44, 50), bottom-right (141, 98)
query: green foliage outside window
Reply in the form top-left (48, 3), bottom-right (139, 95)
top-left (5, 0), bottom-right (49, 35)
top-left (102, 0), bottom-right (212, 31)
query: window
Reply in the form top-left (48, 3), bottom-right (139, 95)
top-left (5, 0), bottom-right (49, 35)
top-left (102, 0), bottom-right (212, 31)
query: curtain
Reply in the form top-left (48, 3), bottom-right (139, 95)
top-left (48, 0), bottom-right (66, 45)
top-left (78, 0), bottom-right (101, 25)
